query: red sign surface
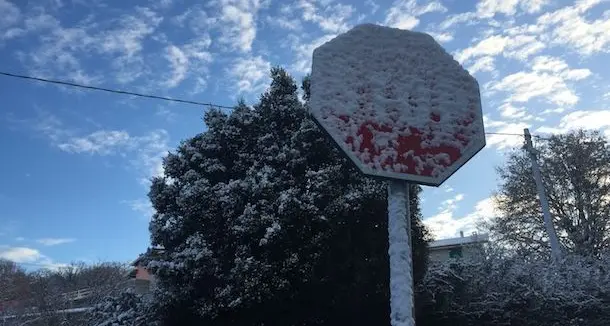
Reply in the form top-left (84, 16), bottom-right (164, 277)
top-left (309, 24), bottom-right (485, 186)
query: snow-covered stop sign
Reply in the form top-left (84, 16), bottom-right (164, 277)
top-left (310, 24), bottom-right (485, 186)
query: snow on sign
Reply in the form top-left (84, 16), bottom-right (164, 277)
top-left (309, 24), bottom-right (485, 186)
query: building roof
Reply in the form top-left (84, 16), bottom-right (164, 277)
top-left (429, 233), bottom-right (489, 249)
top-left (131, 246), bottom-right (165, 266)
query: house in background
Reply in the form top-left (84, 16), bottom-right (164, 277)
top-left (429, 232), bottom-right (489, 262)
top-left (128, 246), bottom-right (164, 295)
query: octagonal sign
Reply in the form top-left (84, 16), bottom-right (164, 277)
top-left (309, 24), bottom-right (485, 186)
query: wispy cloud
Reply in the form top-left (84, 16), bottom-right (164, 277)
top-left (229, 55), bottom-right (271, 94)
top-left (490, 56), bottom-right (591, 106)
top-left (58, 130), bottom-right (131, 155)
top-left (17, 112), bottom-right (170, 183)
top-left (122, 198), bottom-right (155, 218)
top-left (537, 0), bottom-right (610, 56)
top-left (476, 0), bottom-right (549, 18)
top-left (37, 238), bottom-right (76, 246)
top-left (0, 246), bottom-right (42, 262)
top-left (0, 245), bottom-right (66, 270)
top-left (217, 0), bottom-right (266, 52)
top-left (161, 38), bottom-right (213, 89)
top-left (537, 110), bottom-right (610, 138)
top-left (163, 45), bottom-right (189, 88)
top-left (384, 0), bottom-right (446, 30)
top-left (13, 5), bottom-right (163, 87)
top-left (98, 7), bottom-right (163, 58)
top-left (0, 0), bottom-right (20, 30)
top-left (424, 197), bottom-right (497, 239)
top-left (483, 116), bottom-right (529, 149)
top-left (291, 33), bottom-right (336, 74)
top-left (299, 0), bottom-right (354, 33)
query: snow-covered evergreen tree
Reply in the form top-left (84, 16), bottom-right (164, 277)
top-left (87, 289), bottom-right (151, 326)
top-left (146, 68), bottom-right (429, 325)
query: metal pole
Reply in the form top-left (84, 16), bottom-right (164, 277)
top-left (523, 128), bottom-right (562, 259)
top-left (388, 180), bottom-right (415, 326)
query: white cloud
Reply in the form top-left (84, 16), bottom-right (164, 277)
top-left (476, 0), bottom-right (549, 18)
top-left (0, 0), bottom-right (20, 29)
top-left (498, 103), bottom-right (531, 120)
top-left (266, 15), bottom-right (302, 31)
top-left (0, 246), bottom-right (66, 270)
top-left (132, 129), bottom-right (170, 183)
top-left (424, 193), bottom-right (466, 238)
top-left (424, 197), bottom-right (497, 239)
top-left (456, 35), bottom-right (511, 63)
top-left (484, 116), bottom-right (529, 149)
top-left (476, 0), bottom-right (521, 18)
top-left (229, 55), bottom-right (271, 94)
top-left (468, 56), bottom-right (495, 74)
top-left (37, 238), bottom-right (76, 246)
top-left (31, 111), bottom-right (71, 143)
top-left (163, 45), bottom-right (189, 88)
top-left (438, 12), bottom-right (477, 30)
top-left (536, 110), bottom-right (610, 137)
top-left (99, 7), bottom-right (163, 58)
top-left (291, 34), bottom-right (336, 73)
top-left (427, 31), bottom-right (453, 43)
top-left (14, 6), bottom-right (163, 86)
top-left (502, 35), bottom-right (545, 61)
top-left (218, 0), bottom-right (265, 52)
top-left (365, 0), bottom-right (380, 15)
top-left (27, 112), bottom-right (170, 182)
top-left (58, 130), bottom-right (131, 155)
top-left (162, 37), bottom-right (213, 90)
top-left (490, 56), bottom-right (591, 106)
top-left (172, 6), bottom-right (217, 34)
top-left (0, 246), bottom-right (42, 263)
top-left (123, 198), bottom-right (155, 218)
top-left (384, 0), bottom-right (446, 30)
top-left (537, 0), bottom-right (610, 56)
top-left (299, 0), bottom-right (354, 33)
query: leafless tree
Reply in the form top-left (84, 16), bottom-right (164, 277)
top-left (489, 130), bottom-right (610, 258)
top-left (1, 261), bottom-right (132, 326)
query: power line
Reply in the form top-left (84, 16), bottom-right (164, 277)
top-left (485, 131), bottom-right (551, 140)
top-left (485, 132), bottom-right (523, 136)
top-left (0, 71), bottom-right (234, 109)
top-left (1, 71), bottom-right (555, 140)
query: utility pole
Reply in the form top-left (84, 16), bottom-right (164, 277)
top-left (523, 128), bottom-right (562, 260)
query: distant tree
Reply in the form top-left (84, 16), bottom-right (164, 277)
top-left (490, 130), bottom-right (610, 257)
top-left (3, 262), bottom-right (131, 326)
top-left (146, 67), bottom-right (430, 325)
top-left (0, 259), bottom-right (29, 314)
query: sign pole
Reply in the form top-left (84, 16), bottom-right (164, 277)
top-left (387, 180), bottom-right (415, 326)
top-left (309, 24), bottom-right (486, 326)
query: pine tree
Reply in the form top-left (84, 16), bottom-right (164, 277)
top-left (146, 67), bottom-right (429, 325)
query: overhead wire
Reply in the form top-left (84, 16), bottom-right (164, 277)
top-left (0, 71), bottom-right (234, 109)
top-left (1, 70), bottom-right (553, 140)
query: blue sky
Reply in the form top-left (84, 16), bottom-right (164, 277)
top-left (1, 0), bottom-right (609, 269)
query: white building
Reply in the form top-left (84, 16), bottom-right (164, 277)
top-left (429, 232), bottom-right (489, 262)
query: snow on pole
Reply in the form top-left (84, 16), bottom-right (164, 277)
top-left (524, 128), bottom-right (562, 259)
top-left (388, 180), bottom-right (414, 326)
